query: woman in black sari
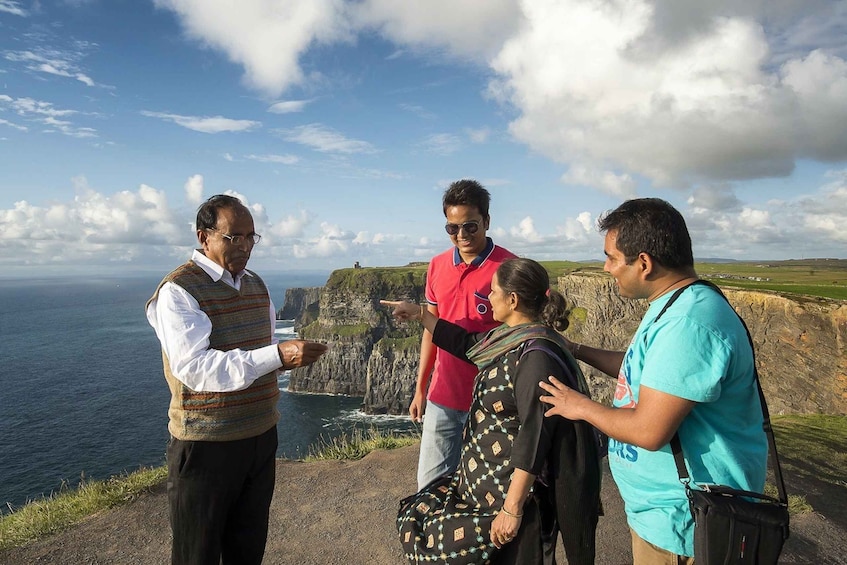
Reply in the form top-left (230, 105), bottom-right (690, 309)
top-left (382, 258), bottom-right (601, 565)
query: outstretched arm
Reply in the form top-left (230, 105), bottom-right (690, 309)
top-left (563, 336), bottom-right (626, 379)
top-left (381, 299), bottom-right (481, 361)
top-left (380, 299), bottom-right (437, 332)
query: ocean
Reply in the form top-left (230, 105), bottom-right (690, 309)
top-left (0, 273), bottom-right (416, 513)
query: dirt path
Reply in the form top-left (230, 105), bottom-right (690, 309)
top-left (1, 444), bottom-right (843, 564)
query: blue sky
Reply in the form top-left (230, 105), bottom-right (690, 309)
top-left (1, 0), bottom-right (846, 277)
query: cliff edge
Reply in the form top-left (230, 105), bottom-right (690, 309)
top-left (282, 267), bottom-right (847, 416)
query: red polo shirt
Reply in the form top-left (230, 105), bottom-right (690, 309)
top-left (424, 238), bottom-right (516, 411)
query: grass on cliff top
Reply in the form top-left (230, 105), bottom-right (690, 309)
top-left (326, 265), bottom-right (427, 295)
top-left (557, 259), bottom-right (847, 300)
top-left (771, 413), bottom-right (847, 516)
top-left (0, 429), bottom-right (418, 551)
top-left (304, 427), bottom-right (420, 462)
top-left (696, 260), bottom-right (847, 300)
top-left (320, 258), bottom-right (846, 300)
top-left (0, 466), bottom-right (167, 551)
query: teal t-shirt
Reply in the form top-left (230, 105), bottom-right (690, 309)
top-left (608, 284), bottom-right (768, 556)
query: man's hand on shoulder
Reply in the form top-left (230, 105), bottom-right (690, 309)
top-left (278, 340), bottom-right (329, 369)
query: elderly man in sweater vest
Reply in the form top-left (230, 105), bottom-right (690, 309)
top-left (146, 194), bottom-right (327, 565)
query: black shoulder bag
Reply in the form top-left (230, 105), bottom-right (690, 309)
top-left (655, 279), bottom-right (790, 564)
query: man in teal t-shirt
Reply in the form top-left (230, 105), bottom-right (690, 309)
top-left (539, 198), bottom-right (767, 563)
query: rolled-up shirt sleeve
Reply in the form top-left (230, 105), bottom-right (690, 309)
top-left (146, 281), bottom-right (283, 392)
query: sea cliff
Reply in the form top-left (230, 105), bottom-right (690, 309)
top-left (284, 266), bottom-right (427, 414)
top-left (281, 267), bottom-right (847, 416)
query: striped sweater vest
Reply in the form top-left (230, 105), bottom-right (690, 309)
top-left (149, 261), bottom-right (280, 441)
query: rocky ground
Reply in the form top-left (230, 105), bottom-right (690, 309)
top-left (1, 444), bottom-right (844, 564)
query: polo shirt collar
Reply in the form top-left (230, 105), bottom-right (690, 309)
top-left (452, 237), bottom-right (494, 267)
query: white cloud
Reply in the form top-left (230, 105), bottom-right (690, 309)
top-left (150, 1), bottom-right (847, 190)
top-left (0, 1), bottom-right (28, 17)
top-left (575, 212), bottom-right (593, 234)
top-left (780, 50), bottom-right (847, 160)
top-left (683, 170), bottom-right (847, 258)
top-left (154, 0), bottom-right (352, 97)
top-left (2, 168), bottom-right (845, 274)
top-left (267, 99), bottom-right (312, 113)
top-left (184, 174), bottom-right (204, 205)
top-left (0, 181), bottom-right (185, 251)
top-left (0, 95), bottom-right (97, 138)
top-left (141, 111), bottom-right (261, 133)
top-left (5, 48), bottom-right (100, 87)
top-left (687, 184), bottom-right (742, 212)
top-left (465, 127), bottom-right (491, 144)
top-left (509, 216), bottom-right (543, 243)
top-left (0, 95), bottom-right (76, 118)
top-left (271, 210), bottom-right (311, 238)
top-left (42, 116), bottom-right (97, 138)
top-left (245, 153), bottom-right (300, 165)
top-left (492, 209), bottom-right (602, 261)
top-left (399, 103), bottom-right (436, 120)
top-left (0, 118), bottom-right (27, 132)
top-left (420, 133), bottom-right (462, 156)
top-left (489, 1), bottom-right (847, 187)
top-left (35, 62), bottom-right (95, 86)
top-left (561, 165), bottom-right (637, 198)
top-left (352, 0), bottom-right (522, 61)
top-left (276, 123), bottom-right (377, 154)
top-left (797, 169), bottom-right (847, 243)
top-left (292, 221), bottom-right (356, 258)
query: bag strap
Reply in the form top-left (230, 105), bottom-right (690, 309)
top-left (520, 340), bottom-right (609, 459)
top-left (653, 280), bottom-right (789, 505)
top-left (521, 339), bottom-right (581, 392)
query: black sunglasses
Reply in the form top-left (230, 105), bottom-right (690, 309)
top-left (445, 221), bottom-right (481, 236)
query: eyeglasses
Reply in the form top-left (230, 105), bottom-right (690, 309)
top-left (444, 221), bottom-right (480, 236)
top-left (208, 228), bottom-right (262, 246)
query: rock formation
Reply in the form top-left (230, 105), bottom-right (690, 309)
top-left (288, 266), bottom-right (427, 414)
top-left (277, 287), bottom-right (322, 330)
top-left (558, 272), bottom-right (847, 415)
top-left (284, 268), bottom-right (847, 416)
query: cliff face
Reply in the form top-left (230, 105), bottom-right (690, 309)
top-left (277, 287), bottom-right (322, 330)
top-left (558, 272), bottom-right (847, 415)
top-left (724, 289), bottom-right (846, 415)
top-left (283, 268), bottom-right (847, 416)
top-left (287, 267), bottom-right (426, 413)
top-left (556, 272), bottom-right (648, 405)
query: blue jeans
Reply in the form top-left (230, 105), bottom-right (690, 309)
top-left (417, 401), bottom-right (468, 489)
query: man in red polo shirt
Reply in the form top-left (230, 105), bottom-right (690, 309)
top-left (411, 179), bottom-right (517, 488)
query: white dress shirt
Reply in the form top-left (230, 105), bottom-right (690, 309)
top-left (146, 249), bottom-right (283, 392)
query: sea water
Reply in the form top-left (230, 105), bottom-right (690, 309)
top-left (0, 273), bottom-right (416, 513)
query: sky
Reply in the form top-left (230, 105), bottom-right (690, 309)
top-left (1, 0), bottom-right (846, 278)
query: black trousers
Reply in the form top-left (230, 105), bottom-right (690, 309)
top-left (166, 426), bottom-right (278, 565)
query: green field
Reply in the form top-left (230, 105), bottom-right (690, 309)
top-left (696, 259), bottom-right (847, 300)
top-left (539, 259), bottom-right (847, 301)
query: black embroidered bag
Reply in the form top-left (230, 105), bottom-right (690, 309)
top-left (658, 280), bottom-right (790, 564)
